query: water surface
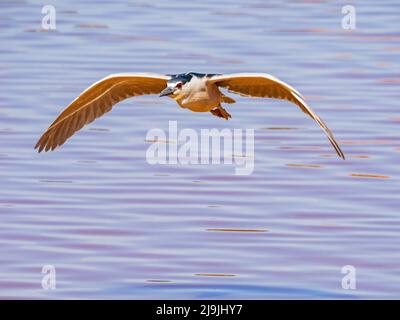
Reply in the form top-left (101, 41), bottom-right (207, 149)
top-left (0, 0), bottom-right (399, 299)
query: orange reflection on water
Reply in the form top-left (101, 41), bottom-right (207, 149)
top-left (286, 164), bottom-right (322, 168)
top-left (279, 28), bottom-right (331, 33)
top-left (348, 34), bottom-right (400, 41)
top-left (263, 127), bottom-right (299, 130)
top-left (322, 154), bottom-right (370, 159)
top-left (319, 154), bottom-right (335, 158)
top-left (88, 127), bottom-right (109, 132)
top-left (280, 146), bottom-right (322, 151)
top-left (351, 155), bottom-right (370, 159)
top-left (206, 228), bottom-right (267, 233)
top-left (194, 274), bottom-right (236, 277)
top-left (75, 23), bottom-right (109, 29)
top-left (379, 79), bottom-right (400, 84)
top-left (341, 140), bottom-right (393, 145)
top-left (384, 46), bottom-right (400, 52)
top-left (349, 173), bottom-right (390, 179)
top-left (320, 223), bottom-right (338, 227)
top-left (144, 139), bottom-right (173, 144)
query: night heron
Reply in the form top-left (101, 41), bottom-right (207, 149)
top-left (35, 72), bottom-right (345, 159)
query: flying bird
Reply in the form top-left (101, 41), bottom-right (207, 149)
top-left (35, 72), bottom-right (345, 159)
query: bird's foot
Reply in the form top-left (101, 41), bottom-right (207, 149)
top-left (210, 106), bottom-right (232, 120)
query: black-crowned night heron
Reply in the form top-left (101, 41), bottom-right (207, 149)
top-left (35, 72), bottom-right (345, 159)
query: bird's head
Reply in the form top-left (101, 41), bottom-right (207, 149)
top-left (159, 74), bottom-right (192, 98)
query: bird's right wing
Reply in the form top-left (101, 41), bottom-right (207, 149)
top-left (35, 73), bottom-right (170, 152)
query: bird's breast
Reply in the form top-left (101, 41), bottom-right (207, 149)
top-left (176, 84), bottom-right (221, 112)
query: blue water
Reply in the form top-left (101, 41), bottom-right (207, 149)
top-left (0, 0), bottom-right (399, 299)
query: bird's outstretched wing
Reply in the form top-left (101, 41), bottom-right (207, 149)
top-left (208, 73), bottom-right (345, 159)
top-left (35, 73), bottom-right (170, 152)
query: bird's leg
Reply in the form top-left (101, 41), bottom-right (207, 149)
top-left (210, 105), bottom-right (232, 120)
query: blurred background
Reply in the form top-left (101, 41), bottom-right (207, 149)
top-left (0, 0), bottom-right (399, 298)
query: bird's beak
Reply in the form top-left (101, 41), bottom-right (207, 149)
top-left (159, 87), bottom-right (175, 97)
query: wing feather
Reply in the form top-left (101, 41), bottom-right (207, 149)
top-left (35, 73), bottom-right (170, 152)
top-left (209, 73), bottom-right (345, 159)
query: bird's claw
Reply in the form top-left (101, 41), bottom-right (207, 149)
top-left (210, 107), bottom-right (232, 120)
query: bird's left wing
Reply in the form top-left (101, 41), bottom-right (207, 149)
top-left (35, 73), bottom-right (170, 152)
top-left (208, 73), bottom-right (345, 159)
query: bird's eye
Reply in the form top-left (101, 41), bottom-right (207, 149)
top-left (176, 82), bottom-right (183, 89)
